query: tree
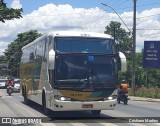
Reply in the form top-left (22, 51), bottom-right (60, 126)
top-left (4, 30), bottom-right (42, 77)
top-left (0, 55), bottom-right (6, 63)
top-left (104, 21), bottom-right (133, 84)
top-left (135, 50), bottom-right (160, 88)
top-left (104, 22), bottom-right (160, 88)
top-left (0, 55), bottom-right (8, 76)
top-left (104, 21), bottom-right (132, 60)
top-left (0, 0), bottom-right (23, 23)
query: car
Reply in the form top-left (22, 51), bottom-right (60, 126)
top-left (0, 79), bottom-right (8, 88)
top-left (13, 79), bottom-right (20, 92)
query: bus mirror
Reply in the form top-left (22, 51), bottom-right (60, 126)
top-left (118, 52), bottom-right (127, 72)
top-left (49, 49), bottom-right (55, 70)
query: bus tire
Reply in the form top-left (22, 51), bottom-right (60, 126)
top-left (24, 86), bottom-right (29, 104)
top-left (124, 99), bottom-right (128, 105)
top-left (42, 91), bottom-right (49, 115)
top-left (91, 110), bottom-right (101, 116)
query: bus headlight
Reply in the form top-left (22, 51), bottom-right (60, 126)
top-left (108, 97), bottom-right (113, 100)
top-left (54, 95), bottom-right (71, 101)
top-left (104, 96), bottom-right (113, 100)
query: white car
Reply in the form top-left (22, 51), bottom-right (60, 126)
top-left (13, 79), bottom-right (20, 92)
top-left (0, 79), bottom-right (8, 88)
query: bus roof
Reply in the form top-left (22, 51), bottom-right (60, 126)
top-left (48, 31), bottom-right (112, 38)
top-left (22, 31), bottom-right (113, 50)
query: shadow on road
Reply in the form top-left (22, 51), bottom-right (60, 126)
top-left (21, 100), bottom-right (128, 123)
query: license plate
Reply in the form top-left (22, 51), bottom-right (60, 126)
top-left (82, 104), bottom-right (93, 108)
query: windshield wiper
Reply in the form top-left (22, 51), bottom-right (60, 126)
top-left (55, 79), bottom-right (87, 89)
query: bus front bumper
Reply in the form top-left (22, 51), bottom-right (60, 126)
top-left (52, 99), bottom-right (116, 111)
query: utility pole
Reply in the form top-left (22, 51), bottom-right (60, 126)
top-left (101, 2), bottom-right (137, 95)
top-left (132, 0), bottom-right (137, 95)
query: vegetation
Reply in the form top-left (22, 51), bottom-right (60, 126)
top-left (4, 30), bottom-right (42, 77)
top-left (128, 87), bottom-right (160, 99)
top-left (0, 55), bottom-right (6, 63)
top-left (0, 0), bottom-right (23, 23)
top-left (104, 21), bottom-right (133, 84)
top-left (104, 21), bottom-right (160, 98)
top-left (0, 18), bottom-right (159, 98)
top-left (104, 21), bottom-right (132, 60)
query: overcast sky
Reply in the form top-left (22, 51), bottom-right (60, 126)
top-left (0, 0), bottom-right (160, 55)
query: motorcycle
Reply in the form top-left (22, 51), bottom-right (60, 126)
top-left (7, 86), bottom-right (13, 96)
top-left (117, 89), bottom-right (129, 104)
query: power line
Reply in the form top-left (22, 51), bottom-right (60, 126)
top-left (101, 3), bottom-right (131, 33)
top-left (23, 9), bottom-right (104, 17)
top-left (140, 32), bottom-right (160, 37)
top-left (115, 2), bottom-right (160, 11)
top-left (11, 2), bottom-right (160, 20)
top-left (107, 0), bottom-right (113, 5)
top-left (137, 29), bottom-right (160, 30)
top-left (22, 11), bottom-right (160, 21)
top-left (137, 13), bottom-right (160, 19)
top-left (107, 0), bottom-right (120, 7)
top-left (138, 2), bottom-right (160, 6)
top-left (80, 6), bottom-right (108, 30)
top-left (110, 0), bottom-right (124, 8)
top-left (113, 0), bottom-right (130, 10)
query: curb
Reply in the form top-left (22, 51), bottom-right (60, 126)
top-left (129, 99), bottom-right (160, 102)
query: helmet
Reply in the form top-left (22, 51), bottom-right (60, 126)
top-left (7, 76), bottom-right (12, 80)
top-left (122, 80), bottom-right (126, 83)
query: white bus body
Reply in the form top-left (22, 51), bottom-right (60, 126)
top-left (20, 31), bottom-right (127, 115)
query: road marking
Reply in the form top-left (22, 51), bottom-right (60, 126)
top-left (129, 123), bottom-right (160, 126)
top-left (153, 123), bottom-right (160, 126)
top-left (3, 96), bottom-right (13, 98)
top-left (40, 123), bottom-right (57, 126)
top-left (10, 122), bottom-right (160, 126)
top-left (129, 123), bottom-right (147, 126)
top-left (95, 123), bottom-right (117, 126)
top-left (69, 122), bottom-right (88, 126)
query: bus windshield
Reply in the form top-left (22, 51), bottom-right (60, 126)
top-left (55, 54), bottom-right (116, 89)
top-left (55, 37), bottom-right (114, 53)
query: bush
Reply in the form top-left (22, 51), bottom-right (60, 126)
top-left (134, 87), bottom-right (160, 98)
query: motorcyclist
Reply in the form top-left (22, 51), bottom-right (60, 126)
top-left (117, 80), bottom-right (128, 99)
top-left (5, 77), bottom-right (14, 87)
top-left (5, 77), bottom-right (14, 95)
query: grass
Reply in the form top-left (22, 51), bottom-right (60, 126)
top-left (128, 87), bottom-right (160, 99)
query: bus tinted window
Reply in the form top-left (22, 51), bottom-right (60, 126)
top-left (55, 55), bottom-right (116, 85)
top-left (55, 37), bottom-right (114, 53)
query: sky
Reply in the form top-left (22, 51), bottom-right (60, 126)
top-left (1, 0), bottom-right (160, 55)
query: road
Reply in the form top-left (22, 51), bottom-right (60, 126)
top-left (0, 89), bottom-right (159, 126)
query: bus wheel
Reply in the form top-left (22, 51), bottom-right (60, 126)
top-left (42, 92), bottom-right (49, 115)
top-left (24, 87), bottom-right (29, 104)
top-left (91, 110), bottom-right (101, 116)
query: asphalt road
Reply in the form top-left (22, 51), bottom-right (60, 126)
top-left (0, 89), bottom-right (160, 126)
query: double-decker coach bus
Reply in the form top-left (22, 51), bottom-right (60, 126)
top-left (20, 31), bottom-right (127, 116)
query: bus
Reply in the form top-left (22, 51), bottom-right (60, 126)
top-left (20, 31), bottom-right (127, 116)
